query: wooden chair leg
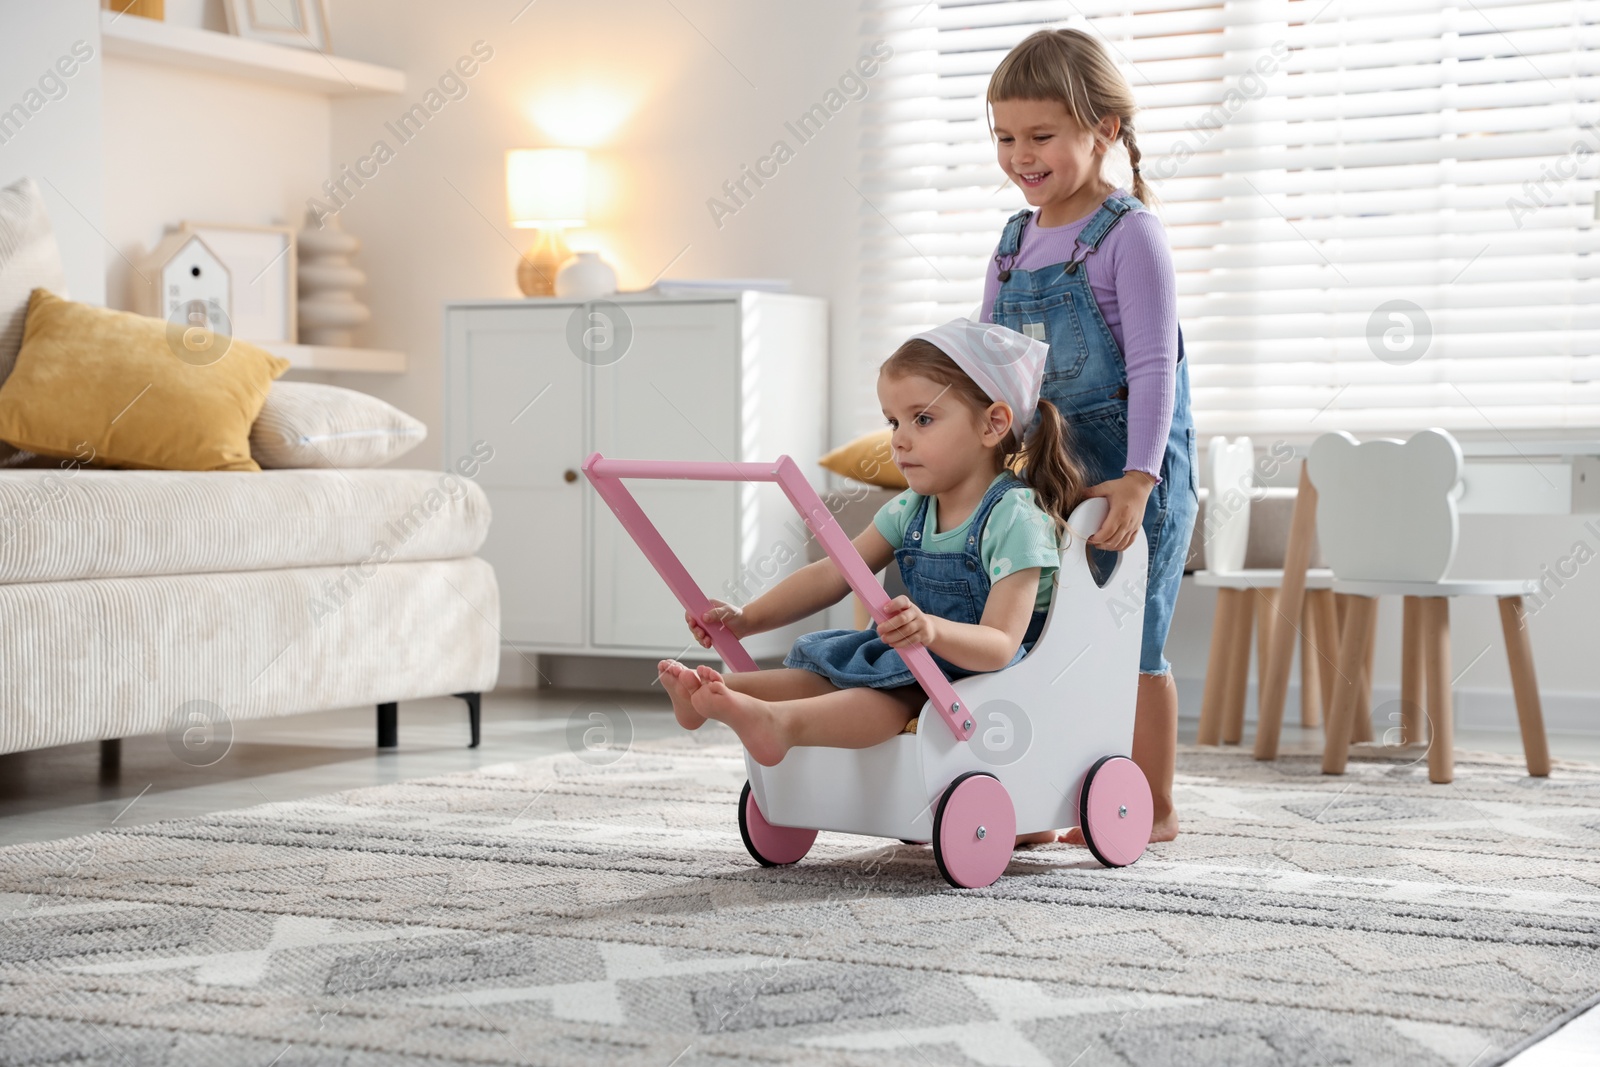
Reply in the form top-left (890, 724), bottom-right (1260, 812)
top-left (1300, 598), bottom-right (1322, 729)
top-left (1498, 596), bottom-right (1550, 777)
top-left (1198, 588), bottom-right (1238, 745)
top-left (1322, 595), bottom-right (1378, 774)
top-left (1400, 595), bottom-right (1426, 745)
top-left (1352, 605), bottom-right (1377, 743)
top-left (1222, 590), bottom-right (1255, 745)
top-left (1255, 460), bottom-right (1318, 760)
top-left (1255, 586), bottom-right (1279, 724)
top-left (1309, 589), bottom-right (1339, 733)
top-left (1424, 597), bottom-right (1454, 784)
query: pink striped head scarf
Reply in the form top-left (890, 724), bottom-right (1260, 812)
top-left (911, 318), bottom-right (1049, 441)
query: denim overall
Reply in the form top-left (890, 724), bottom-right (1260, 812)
top-left (783, 472), bottom-right (1050, 690)
top-left (990, 193), bottom-right (1199, 675)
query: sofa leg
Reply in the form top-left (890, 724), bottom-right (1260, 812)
top-left (454, 692), bottom-right (481, 748)
top-left (100, 738), bottom-right (121, 779)
top-left (377, 703), bottom-right (398, 749)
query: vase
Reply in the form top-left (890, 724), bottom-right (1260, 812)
top-left (554, 251), bottom-right (618, 299)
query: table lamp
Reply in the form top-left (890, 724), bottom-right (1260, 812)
top-left (506, 148), bottom-right (586, 297)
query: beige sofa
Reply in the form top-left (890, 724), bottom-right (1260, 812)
top-left (0, 464), bottom-right (500, 758)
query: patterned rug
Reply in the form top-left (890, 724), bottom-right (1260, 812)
top-left (2, 732), bottom-right (1598, 1067)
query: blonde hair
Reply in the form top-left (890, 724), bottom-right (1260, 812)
top-left (881, 338), bottom-right (1089, 546)
top-left (987, 28), bottom-right (1157, 210)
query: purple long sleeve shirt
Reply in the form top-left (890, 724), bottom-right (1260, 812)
top-left (979, 191), bottom-right (1179, 485)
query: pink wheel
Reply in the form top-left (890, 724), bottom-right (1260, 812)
top-left (1078, 755), bottom-right (1153, 868)
top-left (932, 772), bottom-right (1015, 888)
top-left (738, 781), bottom-right (817, 867)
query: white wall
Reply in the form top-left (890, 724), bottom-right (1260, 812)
top-left (0, 0), bottom-right (106, 305)
top-left (320, 0), bottom-right (864, 469)
top-left (100, 56), bottom-right (332, 316)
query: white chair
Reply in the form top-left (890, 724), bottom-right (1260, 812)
top-left (1306, 428), bottom-right (1550, 783)
top-left (1193, 437), bottom-right (1338, 746)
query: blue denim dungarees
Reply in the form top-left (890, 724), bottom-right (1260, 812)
top-left (990, 193), bottom-right (1199, 676)
top-left (783, 472), bottom-right (1050, 690)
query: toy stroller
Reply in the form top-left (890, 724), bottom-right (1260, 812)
top-left (584, 453), bottom-right (1153, 888)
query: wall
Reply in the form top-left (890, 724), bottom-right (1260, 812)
top-left (0, 0), bottom-right (106, 305)
top-left (99, 57), bottom-right (332, 316)
top-left (320, 0), bottom-right (866, 471)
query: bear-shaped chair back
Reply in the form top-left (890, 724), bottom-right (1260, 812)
top-left (1305, 428), bottom-right (1463, 583)
top-left (1204, 435), bottom-right (1255, 574)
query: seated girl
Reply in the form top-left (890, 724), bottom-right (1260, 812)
top-left (658, 318), bottom-right (1088, 845)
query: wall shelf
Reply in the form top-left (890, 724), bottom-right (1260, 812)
top-left (99, 12), bottom-right (405, 97)
top-left (260, 342), bottom-right (406, 374)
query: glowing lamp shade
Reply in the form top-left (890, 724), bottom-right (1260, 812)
top-left (506, 149), bottom-right (587, 228)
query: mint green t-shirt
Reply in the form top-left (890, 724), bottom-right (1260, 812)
top-left (872, 473), bottom-right (1060, 612)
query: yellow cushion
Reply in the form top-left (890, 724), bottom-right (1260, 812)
top-left (0, 289), bottom-right (289, 471)
top-left (819, 427), bottom-right (1029, 489)
top-left (819, 429), bottom-right (905, 488)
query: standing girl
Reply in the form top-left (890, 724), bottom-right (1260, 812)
top-left (982, 29), bottom-right (1198, 843)
top-left (658, 320), bottom-right (1091, 846)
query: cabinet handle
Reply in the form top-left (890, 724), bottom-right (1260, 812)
top-left (564, 469), bottom-right (578, 483)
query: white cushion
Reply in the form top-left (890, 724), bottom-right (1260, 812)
top-left (251, 382), bottom-right (426, 468)
top-left (0, 177), bottom-right (68, 466)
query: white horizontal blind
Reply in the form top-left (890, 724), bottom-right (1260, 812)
top-left (858, 0), bottom-right (1600, 439)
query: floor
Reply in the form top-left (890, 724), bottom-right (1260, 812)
top-left (1, 686), bottom-right (1596, 1065)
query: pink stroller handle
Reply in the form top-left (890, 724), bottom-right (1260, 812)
top-left (582, 453), bottom-right (977, 743)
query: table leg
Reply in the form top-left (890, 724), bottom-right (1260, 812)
top-left (1424, 597), bottom-right (1454, 785)
top-left (1401, 595), bottom-right (1425, 745)
top-left (1352, 608), bottom-right (1376, 743)
top-left (1255, 586), bottom-right (1278, 725)
top-left (1309, 589), bottom-right (1339, 734)
top-left (1198, 587), bottom-right (1238, 746)
top-left (1255, 461), bottom-right (1318, 760)
top-left (1322, 595), bottom-right (1378, 775)
top-left (1222, 590), bottom-right (1255, 745)
top-left (1498, 596), bottom-right (1550, 777)
top-left (1300, 598), bottom-right (1322, 729)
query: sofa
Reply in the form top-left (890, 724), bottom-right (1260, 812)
top-left (0, 464), bottom-right (501, 758)
top-left (0, 177), bottom-right (498, 761)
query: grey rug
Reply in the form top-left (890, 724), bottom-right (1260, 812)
top-left (2, 732), bottom-right (1599, 1067)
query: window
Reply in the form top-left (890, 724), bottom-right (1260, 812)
top-left (859, 0), bottom-right (1600, 439)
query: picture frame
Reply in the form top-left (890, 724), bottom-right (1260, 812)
top-left (178, 221), bottom-right (297, 344)
top-left (223, 0), bottom-right (332, 54)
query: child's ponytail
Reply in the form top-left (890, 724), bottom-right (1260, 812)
top-left (1007, 399), bottom-right (1089, 547)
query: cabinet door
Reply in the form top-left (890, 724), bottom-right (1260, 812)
top-left (446, 304), bottom-right (587, 647)
top-left (591, 301), bottom-right (739, 650)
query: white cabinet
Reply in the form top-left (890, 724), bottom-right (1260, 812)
top-left (444, 292), bottom-right (829, 662)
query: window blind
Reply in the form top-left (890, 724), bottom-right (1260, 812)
top-left (858, 0), bottom-right (1600, 440)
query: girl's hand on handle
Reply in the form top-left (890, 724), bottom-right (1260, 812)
top-left (686, 600), bottom-right (749, 648)
top-left (1083, 473), bottom-right (1155, 552)
top-left (877, 595), bottom-right (937, 650)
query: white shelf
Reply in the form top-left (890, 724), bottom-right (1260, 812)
top-left (100, 13), bottom-right (405, 97)
top-left (260, 342), bottom-right (406, 373)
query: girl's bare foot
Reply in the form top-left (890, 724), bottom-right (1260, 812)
top-left (690, 665), bottom-right (790, 767)
top-left (1056, 809), bottom-right (1179, 846)
top-left (656, 660), bottom-right (706, 730)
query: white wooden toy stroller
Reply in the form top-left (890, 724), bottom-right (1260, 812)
top-left (583, 453), bottom-right (1154, 888)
